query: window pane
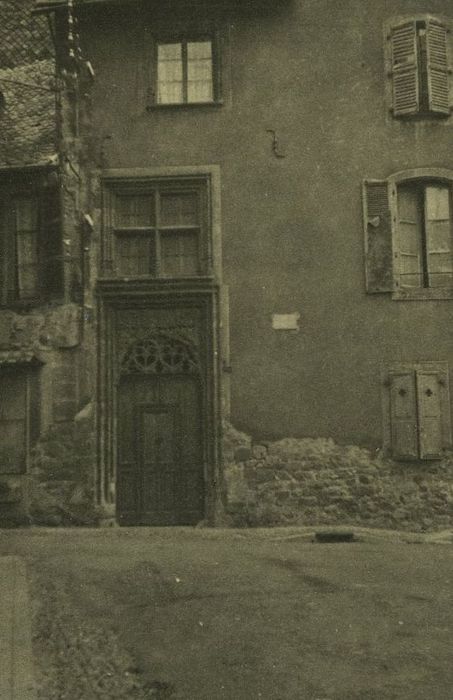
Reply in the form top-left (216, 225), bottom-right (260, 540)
top-left (157, 43), bottom-right (183, 104)
top-left (15, 198), bottom-right (39, 298)
top-left (115, 195), bottom-right (154, 228)
top-left (426, 186), bottom-right (450, 221)
top-left (161, 231), bottom-right (198, 276)
top-left (425, 186), bottom-right (453, 287)
top-left (160, 192), bottom-right (199, 227)
top-left (0, 374), bottom-right (27, 475)
top-left (397, 186), bottom-right (424, 287)
top-left (116, 234), bottom-right (154, 276)
top-left (187, 41), bottom-right (213, 103)
top-left (15, 197), bottom-right (37, 231)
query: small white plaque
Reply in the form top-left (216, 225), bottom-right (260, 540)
top-left (272, 313), bottom-right (300, 331)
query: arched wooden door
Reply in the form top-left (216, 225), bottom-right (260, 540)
top-left (117, 334), bottom-right (204, 525)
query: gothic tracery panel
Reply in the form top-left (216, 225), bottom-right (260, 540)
top-left (120, 333), bottom-right (200, 375)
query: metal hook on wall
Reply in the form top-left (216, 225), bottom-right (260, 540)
top-left (266, 129), bottom-right (286, 159)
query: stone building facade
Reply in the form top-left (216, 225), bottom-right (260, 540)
top-left (1, 0), bottom-right (453, 529)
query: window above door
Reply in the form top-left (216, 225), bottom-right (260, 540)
top-left (102, 177), bottom-right (212, 280)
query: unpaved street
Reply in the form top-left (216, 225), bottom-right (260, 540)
top-left (1, 528), bottom-right (453, 699)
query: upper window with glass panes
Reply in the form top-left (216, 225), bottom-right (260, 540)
top-left (152, 36), bottom-right (220, 106)
top-left (108, 180), bottom-right (210, 279)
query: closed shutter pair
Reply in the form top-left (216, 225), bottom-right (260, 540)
top-left (390, 19), bottom-right (450, 117)
top-left (388, 368), bottom-right (447, 460)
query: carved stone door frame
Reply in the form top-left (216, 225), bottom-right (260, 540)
top-left (96, 278), bottom-right (222, 525)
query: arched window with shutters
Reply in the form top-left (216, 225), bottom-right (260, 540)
top-left (363, 168), bottom-right (453, 300)
top-left (385, 15), bottom-right (452, 118)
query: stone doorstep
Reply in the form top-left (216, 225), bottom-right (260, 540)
top-left (0, 557), bottom-right (36, 700)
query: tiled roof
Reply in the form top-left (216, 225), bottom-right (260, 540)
top-left (0, 1), bottom-right (56, 167)
top-left (0, 1), bottom-right (53, 68)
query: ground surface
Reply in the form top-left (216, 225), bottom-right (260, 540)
top-left (0, 527), bottom-right (452, 700)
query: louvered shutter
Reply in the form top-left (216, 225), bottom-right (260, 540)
top-left (39, 186), bottom-right (63, 298)
top-left (389, 371), bottom-right (419, 459)
top-left (363, 180), bottom-right (393, 292)
top-left (426, 20), bottom-right (450, 116)
top-left (390, 22), bottom-right (420, 116)
top-left (416, 370), bottom-right (443, 459)
top-left (395, 185), bottom-right (424, 288)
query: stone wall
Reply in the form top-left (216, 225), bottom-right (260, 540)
top-left (28, 402), bottom-right (99, 526)
top-left (223, 422), bottom-right (453, 532)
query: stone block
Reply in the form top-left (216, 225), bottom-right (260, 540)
top-left (45, 304), bottom-right (81, 348)
top-left (0, 480), bottom-right (22, 503)
top-left (234, 446), bottom-right (252, 463)
top-left (252, 444), bottom-right (268, 459)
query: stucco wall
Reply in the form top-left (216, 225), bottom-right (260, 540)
top-left (78, 0), bottom-right (453, 451)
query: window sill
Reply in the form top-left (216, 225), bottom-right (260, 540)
top-left (392, 110), bottom-right (451, 121)
top-left (392, 287), bottom-right (453, 301)
top-left (0, 298), bottom-right (43, 311)
top-left (146, 100), bottom-right (223, 111)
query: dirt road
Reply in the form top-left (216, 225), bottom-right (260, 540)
top-left (1, 528), bottom-right (452, 699)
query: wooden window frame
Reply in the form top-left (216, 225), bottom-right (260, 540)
top-left (363, 168), bottom-right (453, 300)
top-left (102, 176), bottom-right (212, 280)
top-left (0, 173), bottom-right (62, 308)
top-left (382, 361), bottom-right (452, 461)
top-left (0, 367), bottom-right (40, 476)
top-left (384, 14), bottom-right (453, 120)
top-left (148, 32), bottom-right (222, 109)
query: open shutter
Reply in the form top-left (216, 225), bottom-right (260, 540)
top-left (395, 185), bottom-right (424, 288)
top-left (390, 22), bottom-right (420, 116)
top-left (424, 185), bottom-right (453, 287)
top-left (389, 371), bottom-right (419, 459)
top-left (416, 370), bottom-right (443, 459)
top-left (39, 185), bottom-right (63, 299)
top-left (363, 180), bottom-right (393, 293)
top-left (426, 20), bottom-right (450, 116)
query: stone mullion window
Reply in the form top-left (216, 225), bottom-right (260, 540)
top-left (109, 179), bottom-right (208, 279)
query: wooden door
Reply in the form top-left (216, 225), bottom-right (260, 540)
top-left (117, 374), bottom-right (204, 525)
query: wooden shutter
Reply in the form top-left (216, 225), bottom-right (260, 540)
top-left (424, 185), bottom-right (453, 287)
top-left (363, 180), bottom-right (393, 293)
top-left (39, 186), bottom-right (63, 298)
top-left (389, 371), bottom-right (419, 459)
top-left (416, 370), bottom-right (443, 459)
top-left (426, 20), bottom-right (450, 116)
top-left (390, 22), bottom-right (420, 116)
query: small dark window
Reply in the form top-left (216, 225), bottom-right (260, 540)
top-left (389, 18), bottom-right (450, 118)
top-left (110, 180), bottom-right (208, 278)
top-left (0, 175), bottom-right (62, 305)
top-left (152, 36), bottom-right (220, 106)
